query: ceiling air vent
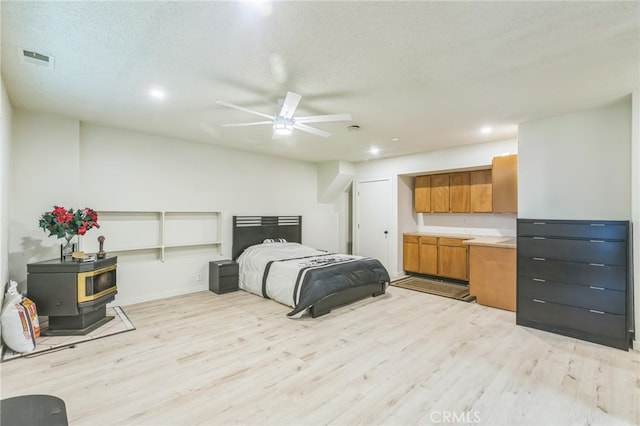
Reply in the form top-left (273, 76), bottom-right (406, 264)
top-left (18, 48), bottom-right (55, 70)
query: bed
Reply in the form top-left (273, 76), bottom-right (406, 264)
top-left (232, 216), bottom-right (389, 318)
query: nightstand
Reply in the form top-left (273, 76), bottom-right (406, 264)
top-left (209, 260), bottom-right (239, 294)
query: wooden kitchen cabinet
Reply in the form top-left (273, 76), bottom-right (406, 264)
top-left (470, 169), bottom-right (492, 212)
top-left (403, 234), bottom-right (469, 281)
top-left (449, 172), bottom-right (470, 213)
top-left (418, 236), bottom-right (438, 275)
top-left (437, 238), bottom-right (468, 280)
top-left (430, 174), bottom-right (450, 212)
top-left (492, 154), bottom-right (518, 213)
top-left (403, 235), bottom-right (420, 273)
top-left (414, 175), bottom-right (431, 213)
top-left (469, 245), bottom-right (515, 311)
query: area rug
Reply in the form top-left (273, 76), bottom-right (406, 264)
top-left (392, 276), bottom-right (475, 302)
top-left (1, 306), bottom-right (135, 362)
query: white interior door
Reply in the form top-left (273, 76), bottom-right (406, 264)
top-left (355, 178), bottom-right (391, 271)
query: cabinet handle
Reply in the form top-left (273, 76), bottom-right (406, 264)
top-left (589, 286), bottom-right (605, 291)
top-left (533, 237), bottom-right (546, 240)
top-left (590, 223), bottom-right (605, 227)
top-left (533, 278), bottom-right (546, 282)
top-left (590, 240), bottom-right (605, 243)
top-left (533, 299), bottom-right (546, 304)
top-left (533, 257), bottom-right (546, 261)
top-left (589, 309), bottom-right (605, 315)
top-left (589, 263), bottom-right (605, 267)
top-left (533, 222), bottom-right (546, 225)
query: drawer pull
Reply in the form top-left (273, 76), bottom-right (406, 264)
top-left (589, 286), bottom-right (605, 291)
top-left (589, 309), bottom-right (605, 315)
top-left (533, 299), bottom-right (546, 304)
top-left (589, 263), bottom-right (605, 267)
top-left (533, 237), bottom-right (546, 240)
top-left (590, 240), bottom-right (605, 243)
top-left (533, 222), bottom-right (546, 225)
top-left (533, 257), bottom-right (546, 261)
top-left (590, 223), bottom-right (605, 227)
top-left (533, 278), bottom-right (546, 282)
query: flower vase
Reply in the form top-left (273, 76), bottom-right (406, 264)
top-left (60, 236), bottom-right (76, 262)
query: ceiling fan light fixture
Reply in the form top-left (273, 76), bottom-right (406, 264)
top-left (274, 122), bottom-right (293, 136)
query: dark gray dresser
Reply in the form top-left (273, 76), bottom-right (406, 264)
top-left (517, 219), bottom-right (632, 350)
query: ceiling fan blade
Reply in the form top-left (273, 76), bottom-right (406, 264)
top-left (216, 100), bottom-right (274, 120)
top-left (279, 92), bottom-right (302, 119)
top-left (294, 113), bottom-right (352, 124)
top-left (293, 123), bottom-right (331, 138)
top-left (221, 121), bottom-right (273, 127)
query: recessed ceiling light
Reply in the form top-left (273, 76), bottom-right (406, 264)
top-left (369, 147), bottom-right (380, 155)
top-left (149, 88), bottom-right (167, 101)
top-left (391, 138), bottom-right (399, 142)
top-left (480, 126), bottom-right (493, 134)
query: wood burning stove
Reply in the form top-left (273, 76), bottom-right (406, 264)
top-left (27, 256), bottom-right (118, 336)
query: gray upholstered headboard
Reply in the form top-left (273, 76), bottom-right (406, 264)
top-left (232, 216), bottom-right (302, 260)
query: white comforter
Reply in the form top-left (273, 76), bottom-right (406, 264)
top-left (238, 242), bottom-right (321, 305)
top-left (237, 242), bottom-right (373, 316)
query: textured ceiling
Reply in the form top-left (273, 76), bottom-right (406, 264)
top-left (2, 1), bottom-right (638, 163)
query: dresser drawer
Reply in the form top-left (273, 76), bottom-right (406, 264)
top-left (518, 256), bottom-right (627, 291)
top-left (218, 276), bottom-right (238, 291)
top-left (518, 298), bottom-right (627, 340)
top-left (518, 277), bottom-right (626, 315)
top-left (518, 237), bottom-right (626, 265)
top-left (215, 261), bottom-right (239, 277)
top-left (518, 221), bottom-right (628, 240)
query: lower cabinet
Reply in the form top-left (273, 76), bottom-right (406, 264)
top-left (403, 234), bottom-right (468, 281)
top-left (469, 245), bottom-right (516, 311)
top-left (419, 236), bottom-right (438, 275)
top-left (403, 235), bottom-right (420, 272)
top-left (437, 238), bottom-right (468, 280)
top-left (516, 219), bottom-right (630, 350)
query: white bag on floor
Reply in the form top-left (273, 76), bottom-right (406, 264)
top-left (1, 281), bottom-right (40, 353)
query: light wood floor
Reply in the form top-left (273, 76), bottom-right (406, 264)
top-left (1, 287), bottom-right (639, 426)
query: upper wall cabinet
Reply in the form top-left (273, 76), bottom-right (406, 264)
top-left (449, 172), bottom-right (470, 213)
top-left (492, 154), bottom-right (518, 213)
top-left (470, 170), bottom-right (492, 212)
top-left (413, 154), bottom-right (517, 214)
top-left (415, 175), bottom-right (431, 213)
top-left (430, 174), bottom-right (450, 212)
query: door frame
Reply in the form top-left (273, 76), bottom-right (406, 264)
top-left (353, 175), bottom-right (399, 277)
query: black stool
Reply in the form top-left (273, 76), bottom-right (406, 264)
top-left (0, 394), bottom-right (68, 426)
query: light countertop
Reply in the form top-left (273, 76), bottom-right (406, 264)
top-left (404, 232), bottom-right (516, 249)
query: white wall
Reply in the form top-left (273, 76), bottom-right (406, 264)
top-left (632, 91), bottom-right (640, 350)
top-left (519, 96), bottom-right (638, 350)
top-left (354, 138), bottom-right (518, 277)
top-left (9, 111), bottom-right (80, 289)
top-left (9, 112), bottom-right (337, 306)
top-left (1, 76), bottom-right (13, 314)
top-left (518, 97), bottom-right (631, 220)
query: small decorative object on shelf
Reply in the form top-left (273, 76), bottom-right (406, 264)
top-left (38, 205), bottom-right (100, 262)
top-left (97, 235), bottom-right (107, 259)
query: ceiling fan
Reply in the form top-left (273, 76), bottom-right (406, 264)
top-left (216, 92), bottom-right (352, 138)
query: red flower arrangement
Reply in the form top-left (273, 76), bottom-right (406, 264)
top-left (38, 206), bottom-right (100, 239)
